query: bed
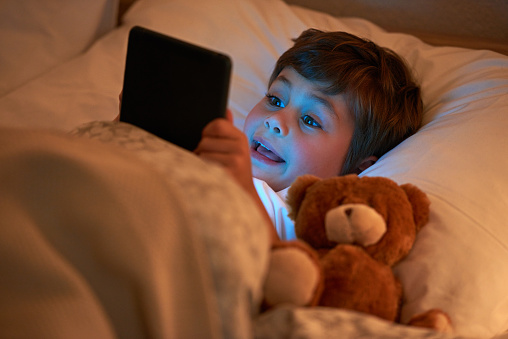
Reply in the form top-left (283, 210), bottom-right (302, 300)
top-left (1, 0), bottom-right (508, 338)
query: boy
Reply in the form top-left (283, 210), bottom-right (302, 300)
top-left (194, 29), bottom-right (423, 242)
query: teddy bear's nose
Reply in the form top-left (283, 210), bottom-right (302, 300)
top-left (344, 208), bottom-right (353, 217)
top-left (325, 204), bottom-right (387, 247)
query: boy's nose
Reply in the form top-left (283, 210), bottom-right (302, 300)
top-left (264, 112), bottom-right (288, 136)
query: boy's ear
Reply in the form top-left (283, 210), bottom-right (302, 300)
top-left (355, 156), bottom-right (378, 174)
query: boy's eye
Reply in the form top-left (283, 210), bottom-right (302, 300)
top-left (266, 94), bottom-right (285, 108)
top-left (302, 115), bottom-right (322, 128)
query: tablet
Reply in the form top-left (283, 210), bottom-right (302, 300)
top-left (120, 26), bottom-right (232, 151)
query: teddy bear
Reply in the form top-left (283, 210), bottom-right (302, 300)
top-left (262, 174), bottom-right (452, 333)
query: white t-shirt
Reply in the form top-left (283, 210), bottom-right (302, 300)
top-left (253, 178), bottom-right (296, 241)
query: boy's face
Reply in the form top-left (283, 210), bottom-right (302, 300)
top-left (244, 67), bottom-right (354, 192)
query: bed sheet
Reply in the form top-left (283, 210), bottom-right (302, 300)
top-left (1, 0), bottom-right (508, 337)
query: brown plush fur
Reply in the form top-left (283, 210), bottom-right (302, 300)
top-left (262, 240), bottom-right (324, 309)
top-left (288, 174), bottom-right (429, 267)
top-left (281, 174), bottom-right (452, 331)
top-left (319, 244), bottom-right (402, 321)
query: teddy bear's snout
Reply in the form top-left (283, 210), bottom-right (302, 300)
top-left (325, 204), bottom-right (387, 246)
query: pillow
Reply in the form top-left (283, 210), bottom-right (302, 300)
top-left (292, 5), bottom-right (508, 336)
top-left (0, 0), bottom-right (118, 97)
top-left (122, 0), bottom-right (508, 337)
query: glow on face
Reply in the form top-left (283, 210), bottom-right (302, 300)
top-left (244, 67), bottom-right (354, 192)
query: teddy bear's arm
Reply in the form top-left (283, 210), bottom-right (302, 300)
top-left (263, 241), bottom-right (323, 308)
top-left (400, 183), bottom-right (431, 232)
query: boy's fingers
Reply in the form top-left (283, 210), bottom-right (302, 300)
top-left (225, 108), bottom-right (233, 123)
top-left (198, 152), bottom-right (249, 177)
top-left (198, 152), bottom-right (238, 173)
top-left (118, 90), bottom-right (123, 112)
top-left (202, 117), bottom-right (243, 139)
top-left (198, 152), bottom-right (231, 165)
top-left (196, 136), bottom-right (250, 159)
top-left (196, 137), bottom-right (237, 154)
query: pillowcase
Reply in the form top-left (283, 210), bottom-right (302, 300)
top-left (0, 0), bottom-right (118, 97)
top-left (123, 0), bottom-right (508, 336)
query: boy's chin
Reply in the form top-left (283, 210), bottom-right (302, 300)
top-left (252, 164), bottom-right (292, 192)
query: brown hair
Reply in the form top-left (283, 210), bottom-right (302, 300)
top-left (269, 29), bottom-right (423, 174)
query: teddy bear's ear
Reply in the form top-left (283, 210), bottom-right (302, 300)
top-left (400, 183), bottom-right (431, 232)
top-left (286, 175), bottom-right (321, 221)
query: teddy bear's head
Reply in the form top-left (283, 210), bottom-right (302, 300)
top-left (286, 174), bottom-right (430, 266)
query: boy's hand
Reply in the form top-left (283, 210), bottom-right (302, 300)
top-left (196, 109), bottom-right (280, 244)
top-left (194, 110), bottom-right (254, 194)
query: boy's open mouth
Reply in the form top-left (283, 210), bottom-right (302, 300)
top-left (253, 140), bottom-right (285, 163)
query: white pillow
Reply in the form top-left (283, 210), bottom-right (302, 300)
top-left (0, 0), bottom-right (118, 97)
top-left (126, 0), bottom-right (508, 336)
top-left (292, 5), bottom-right (508, 336)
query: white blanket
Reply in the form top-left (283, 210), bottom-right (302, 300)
top-left (0, 123), bottom-right (270, 338)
